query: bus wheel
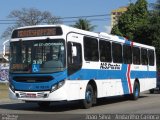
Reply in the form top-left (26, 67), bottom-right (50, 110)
top-left (131, 81), bottom-right (140, 100)
top-left (37, 101), bottom-right (50, 108)
top-left (149, 89), bottom-right (154, 94)
top-left (82, 84), bottom-right (94, 109)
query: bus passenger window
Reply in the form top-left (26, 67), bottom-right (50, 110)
top-left (99, 40), bottom-right (112, 62)
top-left (112, 43), bottom-right (122, 63)
top-left (123, 45), bottom-right (132, 64)
top-left (133, 47), bottom-right (140, 65)
top-left (141, 48), bottom-right (148, 65)
top-left (148, 50), bottom-right (155, 66)
top-left (84, 36), bottom-right (99, 61)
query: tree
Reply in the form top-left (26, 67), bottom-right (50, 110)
top-left (111, 0), bottom-right (148, 41)
top-left (150, 0), bottom-right (160, 14)
top-left (151, 16), bottom-right (160, 66)
top-left (149, 0), bottom-right (160, 69)
top-left (110, 25), bottom-right (123, 36)
top-left (1, 8), bottom-right (62, 39)
top-left (71, 18), bottom-right (96, 31)
top-left (111, 0), bottom-right (160, 68)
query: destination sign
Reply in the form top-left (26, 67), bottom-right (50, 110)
top-left (12, 27), bottom-right (62, 38)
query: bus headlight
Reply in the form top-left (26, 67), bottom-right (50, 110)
top-left (51, 80), bottom-right (65, 92)
top-left (51, 85), bottom-right (58, 92)
top-left (9, 84), bottom-right (15, 93)
top-left (58, 80), bottom-right (65, 88)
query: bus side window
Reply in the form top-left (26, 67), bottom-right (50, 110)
top-left (123, 45), bottom-right (132, 64)
top-left (133, 47), bottom-right (140, 65)
top-left (84, 36), bottom-right (99, 61)
top-left (99, 40), bottom-right (112, 62)
top-left (112, 42), bottom-right (122, 63)
top-left (141, 48), bottom-right (148, 65)
top-left (148, 50), bottom-right (155, 66)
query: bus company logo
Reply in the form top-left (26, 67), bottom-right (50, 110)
top-left (100, 63), bottom-right (121, 70)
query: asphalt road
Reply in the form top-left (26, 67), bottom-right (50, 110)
top-left (0, 91), bottom-right (160, 120)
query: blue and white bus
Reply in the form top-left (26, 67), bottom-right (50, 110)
top-left (9, 25), bottom-right (156, 108)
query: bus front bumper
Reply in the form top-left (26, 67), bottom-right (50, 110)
top-left (9, 87), bottom-right (67, 102)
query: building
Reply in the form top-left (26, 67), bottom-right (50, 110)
top-left (111, 6), bottom-right (128, 28)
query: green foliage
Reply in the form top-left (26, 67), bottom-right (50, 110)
top-left (149, 0), bottom-right (160, 68)
top-left (111, 25), bottom-right (123, 36)
top-left (71, 18), bottom-right (96, 31)
top-left (151, 0), bottom-right (160, 14)
top-left (111, 0), bottom-right (160, 68)
top-left (111, 0), bottom-right (148, 41)
top-left (149, 15), bottom-right (160, 68)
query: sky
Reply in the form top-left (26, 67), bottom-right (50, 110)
top-left (0, 0), bottom-right (156, 51)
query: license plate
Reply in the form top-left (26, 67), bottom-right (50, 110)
top-left (25, 93), bottom-right (37, 98)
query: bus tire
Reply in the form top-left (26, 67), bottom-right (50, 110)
top-left (131, 81), bottom-right (140, 100)
top-left (82, 84), bottom-right (94, 109)
top-left (149, 89), bottom-right (154, 94)
top-left (37, 101), bottom-right (50, 108)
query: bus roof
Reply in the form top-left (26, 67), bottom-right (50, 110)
top-left (11, 24), bottom-right (155, 50)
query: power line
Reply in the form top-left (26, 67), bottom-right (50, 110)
top-left (63, 18), bottom-right (110, 23)
top-left (0, 20), bottom-right (17, 22)
top-left (0, 19), bottom-right (110, 25)
top-left (0, 19), bottom-right (110, 24)
top-left (0, 23), bottom-right (15, 24)
top-left (0, 13), bottom-right (111, 25)
top-left (59, 14), bottom-right (111, 19)
top-left (0, 13), bottom-right (111, 21)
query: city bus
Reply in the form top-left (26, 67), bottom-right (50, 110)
top-left (9, 25), bottom-right (157, 108)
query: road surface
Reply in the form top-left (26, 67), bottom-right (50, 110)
top-left (0, 91), bottom-right (160, 120)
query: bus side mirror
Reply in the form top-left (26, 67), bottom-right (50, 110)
top-left (72, 46), bottom-right (77, 57)
top-left (3, 40), bottom-right (10, 62)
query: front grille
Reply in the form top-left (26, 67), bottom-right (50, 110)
top-left (13, 76), bottom-right (54, 83)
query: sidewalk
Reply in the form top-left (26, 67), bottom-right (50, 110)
top-left (0, 97), bottom-right (11, 103)
top-left (0, 83), bottom-right (10, 103)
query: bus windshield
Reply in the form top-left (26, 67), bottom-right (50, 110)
top-left (10, 39), bottom-right (66, 73)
